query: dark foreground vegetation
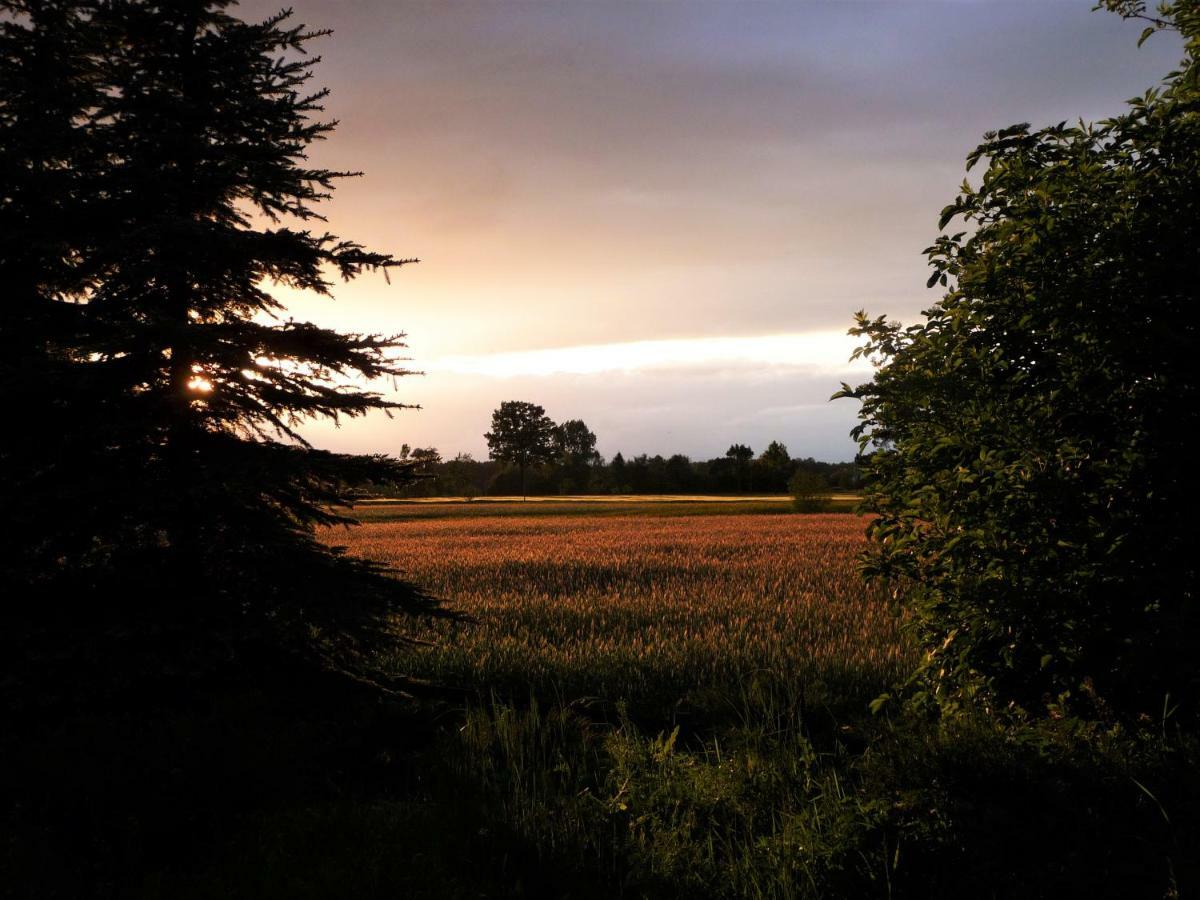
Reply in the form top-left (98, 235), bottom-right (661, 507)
top-left (8, 504), bottom-right (1199, 898)
top-left (3, 0), bottom-right (1199, 897)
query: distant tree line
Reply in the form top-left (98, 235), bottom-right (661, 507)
top-left (380, 402), bottom-right (859, 497)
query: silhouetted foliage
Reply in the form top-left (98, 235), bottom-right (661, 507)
top-left (724, 443), bottom-right (754, 491)
top-left (0, 0), bottom-right (438, 697)
top-left (484, 401), bottom-right (558, 499)
top-left (788, 470), bottom-right (830, 513)
top-left (609, 451), bottom-right (629, 492)
top-left (379, 441), bottom-right (858, 498)
top-left (553, 418), bottom-right (600, 493)
top-left (839, 2), bottom-right (1199, 721)
top-left (554, 419), bottom-right (599, 462)
top-left (754, 440), bottom-right (793, 492)
top-left (664, 454), bottom-right (696, 493)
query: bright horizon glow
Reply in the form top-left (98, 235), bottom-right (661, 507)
top-left (233, 0), bottom-right (1180, 460)
top-left (429, 331), bottom-right (872, 379)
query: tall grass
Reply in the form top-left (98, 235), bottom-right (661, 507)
top-left (103, 505), bottom-right (1196, 899)
top-left (322, 509), bottom-right (910, 897)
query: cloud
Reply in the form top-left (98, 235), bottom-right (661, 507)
top-left (245, 0), bottom-right (1182, 460)
top-left (301, 340), bottom-right (871, 463)
top-left (430, 331), bottom-right (872, 378)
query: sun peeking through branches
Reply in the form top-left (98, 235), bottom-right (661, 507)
top-left (2, 1), bottom-right (445, 688)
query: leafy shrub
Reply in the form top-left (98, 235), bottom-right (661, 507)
top-left (838, 5), bottom-right (1200, 721)
top-left (788, 471), bottom-right (831, 513)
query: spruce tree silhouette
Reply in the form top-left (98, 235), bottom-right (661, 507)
top-left (0, 1), bottom-right (439, 697)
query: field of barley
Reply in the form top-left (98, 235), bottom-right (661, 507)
top-left (334, 503), bottom-right (911, 713)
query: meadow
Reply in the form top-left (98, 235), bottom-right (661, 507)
top-left (312, 501), bottom-right (921, 897)
top-left (46, 500), bottom-right (1186, 899)
top-left (339, 501), bottom-right (906, 715)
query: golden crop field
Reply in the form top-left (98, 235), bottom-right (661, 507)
top-left (333, 507), bottom-right (911, 708)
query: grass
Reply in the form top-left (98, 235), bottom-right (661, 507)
top-left (11, 501), bottom-right (1194, 898)
top-left (321, 503), bottom-right (1199, 898)
top-left (328, 505), bottom-right (910, 896)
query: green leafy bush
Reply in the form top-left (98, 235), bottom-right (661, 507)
top-left (788, 471), bottom-right (831, 513)
top-left (839, 3), bottom-right (1200, 720)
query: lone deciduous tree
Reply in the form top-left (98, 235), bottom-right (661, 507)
top-left (1, 0), bottom-right (437, 687)
top-left (485, 401), bottom-right (557, 499)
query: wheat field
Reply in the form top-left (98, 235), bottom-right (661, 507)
top-left (332, 506), bottom-right (910, 709)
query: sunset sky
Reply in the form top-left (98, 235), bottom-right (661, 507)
top-left (239, 0), bottom-right (1181, 462)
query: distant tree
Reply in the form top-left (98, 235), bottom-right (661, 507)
top-left (642, 454), bottom-right (669, 493)
top-left (445, 452), bottom-right (483, 499)
top-left (665, 454), bottom-right (695, 493)
top-left (705, 455), bottom-right (735, 492)
top-left (409, 447), bottom-right (442, 470)
top-left (555, 419), bottom-right (599, 462)
top-left (1, 2), bottom-right (437, 686)
top-left (625, 454), bottom-right (649, 493)
top-left (485, 401), bottom-right (557, 499)
top-left (690, 458), bottom-right (715, 492)
top-left (839, 2), bottom-right (1200, 719)
top-left (726, 444), bottom-right (754, 462)
top-left (554, 418), bottom-right (600, 493)
top-left (756, 440), bottom-right (793, 492)
top-left (760, 441), bottom-right (790, 469)
top-left (398, 447), bottom-right (441, 496)
top-left (726, 444), bottom-right (754, 492)
top-left (788, 470), bottom-right (830, 513)
top-left (609, 451), bottom-right (628, 493)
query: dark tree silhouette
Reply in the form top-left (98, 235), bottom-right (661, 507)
top-left (554, 418), bottom-right (600, 492)
top-left (609, 451), bottom-right (628, 493)
top-left (485, 401), bottom-right (557, 499)
top-left (555, 419), bottom-right (599, 465)
top-left (725, 443), bottom-right (754, 492)
top-left (1, 0), bottom-right (437, 690)
top-left (665, 454), bottom-right (695, 493)
top-left (787, 470), bottom-right (829, 513)
top-left (759, 441), bottom-right (790, 470)
top-left (840, 2), bottom-right (1200, 720)
top-left (409, 447), bottom-right (443, 470)
top-left (1, 1), bottom-right (108, 590)
top-left (755, 440), bottom-right (792, 492)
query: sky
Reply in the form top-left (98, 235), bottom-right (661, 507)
top-left (238, 0), bottom-right (1182, 462)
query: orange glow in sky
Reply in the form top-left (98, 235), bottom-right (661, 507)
top-left (234, 0), bottom-right (1181, 461)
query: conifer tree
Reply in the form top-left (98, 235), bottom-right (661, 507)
top-left (1, 1), bottom-right (437, 685)
top-left (1, 1), bottom-right (109, 584)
